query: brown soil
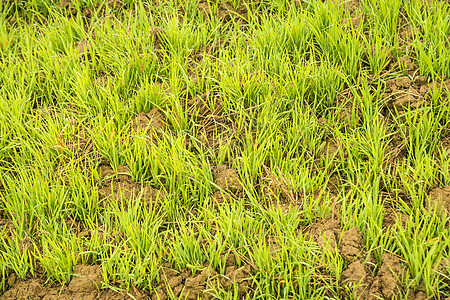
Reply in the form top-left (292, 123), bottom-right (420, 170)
top-left (0, 218), bottom-right (15, 239)
top-left (385, 131), bottom-right (408, 166)
top-left (383, 75), bottom-right (439, 166)
top-left (74, 39), bottom-right (93, 57)
top-left (340, 227), bottom-right (365, 263)
top-left (211, 165), bottom-right (243, 203)
top-left (383, 207), bottom-right (409, 228)
top-left (213, 165), bottom-right (242, 192)
top-left (385, 75), bottom-right (429, 112)
top-left (317, 227), bottom-right (339, 253)
top-left (433, 258), bottom-right (450, 284)
top-left (324, 138), bottom-right (346, 159)
top-left (389, 55), bottom-right (419, 78)
top-left (340, 1), bottom-right (365, 31)
top-left (18, 235), bottom-right (40, 259)
top-left (151, 261), bottom-right (253, 300)
top-left (197, 1), bottom-right (249, 23)
top-left (338, 237), bottom-right (405, 300)
top-left (260, 166), bottom-right (299, 210)
top-left (399, 26), bottom-right (420, 44)
top-left (334, 88), bottom-right (360, 126)
top-left (441, 136), bottom-right (450, 152)
top-left (334, 227), bottom-right (386, 299)
top-left (106, 0), bottom-right (123, 10)
top-left (344, 0), bottom-right (363, 13)
top-left (97, 164), bottom-right (164, 207)
top-left (69, 265), bottom-right (103, 293)
top-left (426, 186), bottom-right (450, 216)
top-left (341, 260), bottom-right (370, 298)
top-left (341, 14), bottom-right (364, 29)
top-left (368, 253), bottom-right (403, 299)
top-left (322, 138), bottom-right (349, 172)
top-left (59, 0), bottom-right (77, 15)
top-left (185, 93), bottom-right (236, 157)
top-left (132, 108), bottom-right (167, 135)
top-left (148, 27), bottom-right (165, 53)
top-left (407, 290), bottom-right (430, 300)
top-left (305, 218), bottom-right (341, 253)
top-left (1, 265), bottom-right (146, 300)
top-left (327, 173), bottom-right (343, 195)
top-left (187, 92), bottom-right (221, 126)
top-left (94, 76), bottom-right (112, 87)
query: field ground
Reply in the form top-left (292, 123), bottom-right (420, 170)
top-left (1, 0), bottom-right (450, 299)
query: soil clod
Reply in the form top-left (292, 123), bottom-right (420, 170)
top-left (426, 186), bottom-right (450, 216)
top-left (0, 272), bottom-right (145, 300)
top-left (341, 260), bottom-right (370, 298)
top-left (339, 227), bottom-right (364, 263)
top-left (132, 108), bottom-right (167, 134)
top-left (212, 165), bottom-right (243, 203)
top-left (369, 253), bottom-right (403, 299)
top-left (97, 164), bottom-right (164, 207)
top-left (383, 208), bottom-right (409, 228)
top-left (69, 265), bottom-right (103, 293)
top-left (152, 263), bottom-right (254, 300)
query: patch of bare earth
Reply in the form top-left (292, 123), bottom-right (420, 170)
top-left (385, 76), bottom-right (428, 113)
top-left (340, 0), bottom-right (364, 29)
top-left (151, 259), bottom-right (254, 300)
top-left (306, 220), bottom-right (406, 299)
top-left (441, 135), bottom-right (450, 153)
top-left (197, 1), bottom-right (250, 23)
top-left (386, 76), bottom-right (450, 115)
top-left (339, 227), bottom-right (380, 299)
top-left (426, 186), bottom-right (450, 216)
top-left (340, 227), bottom-right (367, 263)
top-left (342, 260), bottom-right (370, 298)
top-left (185, 92), bottom-right (237, 158)
top-left (337, 227), bottom-right (406, 299)
top-left (0, 218), bottom-right (15, 239)
top-left (324, 138), bottom-right (348, 161)
top-left (383, 207), bottom-right (409, 228)
top-left (1, 265), bottom-right (146, 300)
top-left (97, 164), bottom-right (164, 208)
top-left (132, 108), bottom-right (167, 137)
top-left (306, 221), bottom-right (396, 299)
top-left (382, 76), bottom-right (442, 165)
top-left (385, 130), bottom-right (408, 168)
top-left (399, 26), bottom-right (420, 45)
top-left (260, 166), bottom-right (303, 216)
top-left (94, 75), bottom-right (112, 87)
top-left (343, 0), bottom-right (363, 13)
top-left (406, 290), bottom-right (428, 300)
top-left (305, 218), bottom-right (341, 254)
top-left (211, 165), bottom-right (243, 203)
top-left (368, 253), bottom-right (404, 299)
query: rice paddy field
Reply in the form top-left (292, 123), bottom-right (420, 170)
top-left (0, 0), bottom-right (450, 299)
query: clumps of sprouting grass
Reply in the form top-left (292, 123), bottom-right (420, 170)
top-left (1, 0), bottom-right (450, 299)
